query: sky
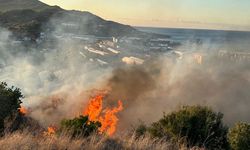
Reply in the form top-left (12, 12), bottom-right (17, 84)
top-left (40, 0), bottom-right (250, 31)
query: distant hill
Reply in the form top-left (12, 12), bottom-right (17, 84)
top-left (0, 0), bottom-right (52, 12)
top-left (0, 8), bottom-right (63, 39)
top-left (0, 0), bottom-right (167, 41)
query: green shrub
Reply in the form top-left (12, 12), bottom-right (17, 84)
top-left (0, 82), bottom-right (23, 133)
top-left (148, 106), bottom-right (229, 149)
top-left (228, 122), bottom-right (250, 150)
top-left (59, 115), bottom-right (101, 137)
top-left (135, 123), bottom-right (147, 137)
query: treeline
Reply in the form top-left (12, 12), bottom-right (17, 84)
top-left (0, 82), bottom-right (249, 150)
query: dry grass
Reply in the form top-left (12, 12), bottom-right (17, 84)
top-left (0, 131), bottom-right (183, 150)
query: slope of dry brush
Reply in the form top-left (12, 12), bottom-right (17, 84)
top-left (0, 131), bottom-right (183, 150)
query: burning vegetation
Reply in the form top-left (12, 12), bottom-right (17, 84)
top-left (83, 94), bottom-right (123, 136)
top-left (18, 106), bottom-right (27, 115)
top-left (0, 46), bottom-right (250, 149)
top-left (44, 126), bottom-right (57, 136)
top-left (41, 93), bottom-right (123, 137)
top-left (0, 61), bottom-right (250, 150)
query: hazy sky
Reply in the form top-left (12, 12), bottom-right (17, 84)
top-left (40, 0), bottom-right (250, 31)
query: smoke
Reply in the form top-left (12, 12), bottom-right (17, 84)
top-left (109, 50), bottom-right (250, 128)
top-left (0, 22), bottom-right (111, 126)
top-left (162, 55), bottom-right (250, 126)
top-left (105, 66), bottom-right (157, 104)
top-left (0, 14), bottom-right (250, 130)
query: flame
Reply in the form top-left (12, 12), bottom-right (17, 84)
top-left (44, 126), bottom-right (56, 136)
top-left (18, 106), bottom-right (27, 115)
top-left (83, 94), bottom-right (123, 136)
top-left (83, 95), bottom-right (103, 121)
top-left (194, 54), bottom-right (203, 64)
top-left (99, 100), bottom-right (123, 135)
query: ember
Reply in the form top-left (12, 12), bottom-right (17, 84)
top-left (44, 126), bottom-right (57, 136)
top-left (18, 106), bottom-right (27, 115)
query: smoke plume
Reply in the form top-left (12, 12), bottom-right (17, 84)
top-left (0, 17), bottom-right (250, 131)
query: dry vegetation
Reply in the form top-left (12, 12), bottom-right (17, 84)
top-left (0, 132), bottom-right (184, 150)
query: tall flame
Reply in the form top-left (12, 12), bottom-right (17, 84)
top-left (83, 94), bottom-right (123, 136)
top-left (18, 106), bottom-right (27, 115)
top-left (83, 95), bottom-right (103, 121)
top-left (99, 100), bottom-right (123, 135)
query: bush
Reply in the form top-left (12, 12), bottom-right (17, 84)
top-left (0, 82), bottom-right (23, 133)
top-left (228, 122), bottom-right (250, 150)
top-left (59, 115), bottom-right (101, 137)
top-left (135, 123), bottom-right (147, 137)
top-left (148, 106), bottom-right (229, 149)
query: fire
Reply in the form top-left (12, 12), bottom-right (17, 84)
top-left (84, 95), bottom-right (103, 121)
top-left (18, 106), bottom-right (27, 115)
top-left (99, 100), bottom-right (123, 135)
top-left (194, 54), bottom-right (203, 64)
top-left (44, 126), bottom-right (56, 136)
top-left (83, 94), bottom-right (123, 136)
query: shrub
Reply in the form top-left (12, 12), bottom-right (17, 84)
top-left (59, 115), bottom-right (101, 137)
top-left (228, 122), bottom-right (250, 150)
top-left (148, 106), bottom-right (229, 149)
top-left (0, 82), bottom-right (23, 133)
top-left (135, 123), bottom-right (147, 137)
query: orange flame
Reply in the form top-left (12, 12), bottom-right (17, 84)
top-left (84, 95), bottom-right (103, 121)
top-left (83, 94), bottom-right (123, 136)
top-left (44, 126), bottom-right (56, 136)
top-left (99, 100), bottom-right (123, 135)
top-left (18, 106), bottom-right (27, 115)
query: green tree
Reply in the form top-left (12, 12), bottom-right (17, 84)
top-left (148, 106), bottom-right (229, 150)
top-left (0, 82), bottom-right (23, 133)
top-left (228, 122), bottom-right (250, 150)
top-left (59, 115), bottom-right (101, 137)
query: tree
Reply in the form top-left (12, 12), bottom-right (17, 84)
top-left (0, 82), bottom-right (23, 133)
top-left (59, 115), bottom-right (101, 137)
top-left (148, 106), bottom-right (229, 150)
top-left (228, 122), bottom-right (250, 150)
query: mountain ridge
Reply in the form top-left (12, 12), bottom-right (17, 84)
top-left (0, 0), bottom-right (168, 41)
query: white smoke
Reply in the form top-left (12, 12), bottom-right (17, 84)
top-left (0, 18), bottom-right (250, 129)
top-left (0, 23), bottom-right (112, 126)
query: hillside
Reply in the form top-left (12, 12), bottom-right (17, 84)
top-left (0, 0), bottom-right (51, 12)
top-left (0, 0), bottom-right (163, 41)
top-left (0, 8), bottom-right (62, 39)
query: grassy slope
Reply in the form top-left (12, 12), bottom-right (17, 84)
top-left (0, 132), bottom-right (180, 150)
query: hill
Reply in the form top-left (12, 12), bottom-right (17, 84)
top-left (0, 8), bottom-right (62, 39)
top-left (0, 0), bottom-right (52, 12)
top-left (0, 0), bottom-right (164, 41)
